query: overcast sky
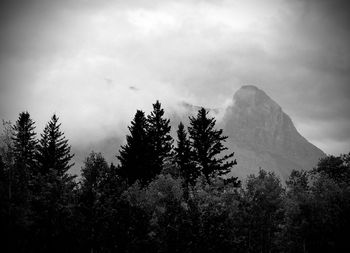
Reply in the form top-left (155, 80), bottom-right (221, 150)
top-left (1, 0), bottom-right (350, 155)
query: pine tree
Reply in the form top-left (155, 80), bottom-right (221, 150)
top-left (11, 111), bottom-right (37, 205)
top-left (175, 122), bottom-right (197, 186)
top-left (36, 114), bottom-right (74, 176)
top-left (9, 112), bottom-right (38, 251)
top-left (33, 114), bottom-right (76, 252)
top-left (12, 111), bottom-right (37, 185)
top-left (117, 110), bottom-right (152, 185)
top-left (188, 108), bottom-right (236, 183)
top-left (147, 100), bottom-right (173, 176)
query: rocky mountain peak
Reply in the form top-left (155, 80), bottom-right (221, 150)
top-left (222, 85), bottom-right (325, 181)
top-left (233, 85), bottom-right (280, 112)
top-left (171, 85), bottom-right (324, 181)
top-left (225, 86), bottom-right (286, 143)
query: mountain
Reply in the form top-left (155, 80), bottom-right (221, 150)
top-left (70, 85), bottom-right (325, 181)
top-left (220, 85), bottom-right (325, 181)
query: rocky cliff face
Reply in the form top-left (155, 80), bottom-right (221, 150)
top-left (221, 85), bottom-right (325, 181)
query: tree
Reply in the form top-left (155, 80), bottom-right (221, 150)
top-left (312, 153), bottom-right (350, 185)
top-left (79, 152), bottom-right (110, 252)
top-left (36, 114), bottom-right (74, 176)
top-left (282, 170), bottom-right (312, 253)
top-left (242, 170), bottom-right (285, 253)
top-left (12, 112), bottom-right (37, 191)
top-left (188, 108), bottom-right (236, 183)
top-left (0, 120), bottom-right (15, 170)
top-left (0, 154), bottom-right (7, 222)
top-left (147, 100), bottom-right (173, 176)
top-left (31, 114), bottom-right (77, 252)
top-left (9, 112), bottom-right (38, 251)
top-left (175, 122), bottom-right (197, 187)
top-left (11, 112), bottom-right (38, 204)
top-left (117, 110), bottom-right (152, 185)
top-left (0, 120), bottom-right (14, 227)
top-left (286, 169), bottom-right (309, 196)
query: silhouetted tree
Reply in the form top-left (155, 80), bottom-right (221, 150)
top-left (188, 108), bottom-right (236, 183)
top-left (312, 153), bottom-right (350, 185)
top-left (242, 170), bottom-right (284, 253)
top-left (36, 114), bottom-right (74, 176)
top-left (175, 122), bottom-right (197, 187)
top-left (118, 110), bottom-right (152, 185)
top-left (79, 152), bottom-right (110, 252)
top-left (31, 114), bottom-right (77, 252)
top-left (12, 111), bottom-right (37, 193)
top-left (9, 112), bottom-right (38, 251)
top-left (147, 100), bottom-right (173, 176)
top-left (282, 170), bottom-right (312, 253)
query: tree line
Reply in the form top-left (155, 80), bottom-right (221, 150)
top-left (0, 100), bottom-right (349, 253)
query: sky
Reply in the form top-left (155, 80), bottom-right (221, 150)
top-left (1, 0), bottom-right (350, 160)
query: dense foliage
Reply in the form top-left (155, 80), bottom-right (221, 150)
top-left (0, 104), bottom-right (349, 253)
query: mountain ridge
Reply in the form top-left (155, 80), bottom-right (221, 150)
top-left (173, 85), bottom-right (325, 181)
top-left (220, 85), bottom-right (325, 180)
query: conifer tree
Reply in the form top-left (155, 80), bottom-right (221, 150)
top-left (147, 100), bottom-right (173, 176)
top-left (11, 111), bottom-right (37, 204)
top-left (34, 114), bottom-right (75, 213)
top-left (33, 114), bottom-right (76, 252)
top-left (12, 111), bottom-right (37, 178)
top-left (8, 112), bottom-right (38, 250)
top-left (175, 122), bottom-right (197, 186)
top-left (188, 108), bottom-right (236, 183)
top-left (117, 110), bottom-right (152, 185)
top-left (36, 114), bottom-right (74, 176)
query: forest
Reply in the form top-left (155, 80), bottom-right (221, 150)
top-left (0, 101), bottom-right (349, 253)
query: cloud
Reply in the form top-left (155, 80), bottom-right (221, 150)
top-left (0, 0), bottom-right (349, 159)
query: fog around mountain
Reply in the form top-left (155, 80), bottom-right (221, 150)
top-left (70, 85), bottom-right (325, 182)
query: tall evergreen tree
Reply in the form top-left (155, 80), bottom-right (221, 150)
top-left (12, 112), bottom-right (37, 189)
top-left (188, 108), bottom-right (236, 183)
top-left (147, 100), bottom-right (173, 176)
top-left (32, 114), bottom-right (76, 252)
top-left (9, 112), bottom-right (38, 251)
top-left (36, 114), bottom-right (74, 176)
top-left (175, 122), bottom-right (197, 186)
top-left (117, 110), bottom-right (152, 185)
top-left (11, 112), bottom-right (38, 205)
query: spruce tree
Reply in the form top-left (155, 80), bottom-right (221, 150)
top-left (188, 108), bottom-right (236, 183)
top-left (12, 111), bottom-right (37, 183)
top-left (9, 112), bottom-right (38, 251)
top-left (175, 122), bottom-right (197, 186)
top-left (147, 100), bottom-right (173, 176)
top-left (117, 110), bottom-right (152, 185)
top-left (36, 114), bottom-right (74, 177)
top-left (35, 114), bottom-right (75, 216)
top-left (33, 114), bottom-right (76, 252)
top-left (11, 111), bottom-right (37, 205)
